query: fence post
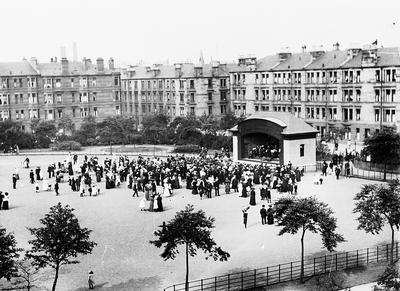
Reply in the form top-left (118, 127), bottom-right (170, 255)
top-left (173, 285), bottom-right (176, 291)
top-left (387, 244), bottom-right (389, 261)
top-left (215, 277), bottom-right (217, 291)
top-left (324, 255), bottom-right (327, 273)
top-left (335, 253), bottom-right (338, 271)
top-left (278, 264), bottom-right (281, 283)
top-left (228, 274), bottom-right (230, 291)
top-left (356, 250), bottom-right (359, 267)
top-left (291, 262), bottom-right (293, 280)
top-left (241, 272), bottom-right (243, 289)
top-left (266, 267), bottom-right (269, 286)
top-left (377, 246), bottom-right (379, 263)
top-left (346, 252), bottom-right (348, 269)
top-left (254, 269), bottom-right (257, 288)
top-left (201, 279), bottom-right (203, 291)
top-left (313, 258), bottom-right (316, 275)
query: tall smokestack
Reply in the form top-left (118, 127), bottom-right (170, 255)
top-left (73, 42), bottom-right (78, 62)
top-left (60, 46), bottom-right (66, 59)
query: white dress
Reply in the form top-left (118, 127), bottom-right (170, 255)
top-left (163, 183), bottom-right (171, 197)
top-left (139, 198), bottom-right (147, 210)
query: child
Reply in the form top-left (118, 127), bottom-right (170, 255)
top-left (35, 182), bottom-right (40, 193)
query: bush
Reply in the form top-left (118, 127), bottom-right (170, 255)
top-left (173, 144), bottom-right (201, 154)
top-left (316, 141), bottom-right (332, 161)
top-left (51, 141), bottom-right (82, 151)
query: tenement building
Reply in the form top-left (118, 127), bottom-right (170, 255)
top-left (0, 57), bottom-right (121, 131)
top-left (120, 61), bottom-right (238, 123)
top-left (229, 44), bottom-right (400, 141)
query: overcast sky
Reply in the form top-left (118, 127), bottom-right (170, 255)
top-left (2, 0), bottom-right (400, 66)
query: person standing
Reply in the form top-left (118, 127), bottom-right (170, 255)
top-left (2, 192), bottom-right (9, 210)
top-left (267, 205), bottom-right (274, 225)
top-left (139, 197), bottom-right (147, 211)
top-left (260, 205), bottom-right (267, 225)
top-left (132, 183), bottom-right (139, 197)
top-left (242, 206), bottom-right (250, 229)
top-left (12, 174), bottom-right (17, 189)
top-left (335, 166), bottom-right (341, 180)
top-left (249, 187), bottom-right (256, 206)
top-left (156, 194), bottom-right (163, 212)
top-left (54, 181), bottom-right (59, 196)
top-left (29, 169), bottom-right (35, 184)
top-left (88, 270), bottom-right (94, 290)
top-left (0, 191), bottom-right (3, 210)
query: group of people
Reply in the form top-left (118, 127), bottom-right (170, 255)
top-left (0, 191), bottom-right (10, 210)
top-left (248, 144), bottom-right (280, 160)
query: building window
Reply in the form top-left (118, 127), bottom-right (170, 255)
top-left (94, 107), bottom-right (98, 117)
top-left (190, 107), bottom-right (195, 115)
top-left (220, 105), bottom-right (226, 114)
top-left (72, 108), bottom-right (76, 117)
top-left (114, 76), bottom-right (120, 86)
top-left (375, 109), bottom-right (380, 122)
top-left (71, 78), bottom-right (74, 87)
top-left (56, 94), bottom-right (62, 104)
top-left (92, 78), bottom-right (97, 87)
top-left (92, 92), bottom-right (97, 101)
top-left (300, 144), bottom-right (305, 157)
top-left (57, 109), bottom-right (62, 118)
top-left (208, 106), bottom-right (212, 115)
top-left (208, 92), bottom-right (212, 101)
top-left (180, 93), bottom-right (184, 103)
top-left (55, 79), bottom-right (61, 88)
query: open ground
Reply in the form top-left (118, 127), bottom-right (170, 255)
top-left (0, 151), bottom-right (393, 290)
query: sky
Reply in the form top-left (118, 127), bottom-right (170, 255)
top-left (2, 0), bottom-right (400, 66)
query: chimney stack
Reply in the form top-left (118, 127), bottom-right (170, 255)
top-left (96, 58), bottom-right (104, 71)
top-left (83, 58), bottom-right (91, 70)
top-left (333, 42), bottom-right (340, 51)
top-left (61, 57), bottom-right (69, 75)
top-left (30, 57), bottom-right (38, 70)
top-left (108, 58), bottom-right (115, 70)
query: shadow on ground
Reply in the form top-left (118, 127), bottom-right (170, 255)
top-left (74, 276), bottom-right (162, 291)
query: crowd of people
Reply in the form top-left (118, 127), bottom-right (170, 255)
top-left (5, 150), bottom-right (308, 216)
top-left (248, 144), bottom-right (280, 160)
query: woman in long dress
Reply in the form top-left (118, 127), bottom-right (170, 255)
top-left (163, 182), bottom-right (171, 197)
top-left (148, 194), bottom-right (155, 212)
top-left (249, 187), bottom-right (256, 205)
top-left (156, 194), bottom-right (163, 212)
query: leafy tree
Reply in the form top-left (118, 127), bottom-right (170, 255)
top-left (0, 227), bottom-right (21, 281)
top-left (377, 261), bottom-right (400, 290)
top-left (73, 116), bottom-right (97, 145)
top-left (31, 120), bottom-right (57, 148)
top-left (354, 180), bottom-right (400, 263)
top-left (97, 116), bottom-right (137, 145)
top-left (363, 128), bottom-right (400, 180)
top-left (141, 114), bottom-right (169, 144)
top-left (0, 120), bottom-right (34, 150)
top-left (26, 203), bottom-right (97, 291)
top-left (274, 197), bottom-right (345, 283)
top-left (219, 113), bottom-right (244, 130)
top-left (57, 115), bottom-right (74, 135)
top-left (150, 204), bottom-right (230, 291)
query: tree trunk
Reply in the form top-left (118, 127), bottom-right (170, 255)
top-left (185, 243), bottom-right (189, 291)
top-left (52, 264), bottom-right (59, 291)
top-left (300, 229), bottom-right (306, 283)
top-left (390, 224), bottom-right (395, 264)
top-left (384, 163), bottom-right (387, 181)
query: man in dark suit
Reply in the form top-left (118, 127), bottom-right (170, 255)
top-left (260, 205), bottom-right (267, 225)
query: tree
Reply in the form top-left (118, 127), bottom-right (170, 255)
top-left (31, 120), bottom-right (57, 148)
top-left (219, 113), bottom-right (244, 130)
top-left (363, 128), bottom-right (400, 180)
top-left (26, 203), bottom-right (97, 291)
top-left (150, 204), bottom-right (230, 291)
top-left (0, 227), bottom-right (21, 281)
top-left (72, 116), bottom-right (97, 145)
top-left (354, 180), bottom-right (400, 263)
top-left (377, 261), bottom-right (400, 290)
top-left (57, 115), bottom-right (74, 135)
top-left (274, 197), bottom-right (345, 283)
